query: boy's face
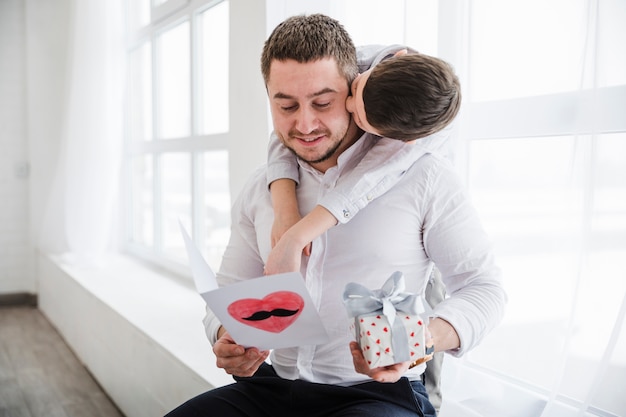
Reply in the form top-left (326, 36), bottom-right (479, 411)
top-left (267, 58), bottom-right (358, 172)
top-left (346, 68), bottom-right (381, 136)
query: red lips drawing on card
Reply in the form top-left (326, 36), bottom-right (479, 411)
top-left (227, 291), bottom-right (304, 333)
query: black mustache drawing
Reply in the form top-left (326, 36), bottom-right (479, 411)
top-left (242, 308), bottom-right (300, 321)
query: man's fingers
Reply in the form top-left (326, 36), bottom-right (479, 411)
top-left (350, 341), bottom-right (370, 374)
top-left (239, 350), bottom-right (270, 377)
top-left (350, 341), bottom-right (411, 383)
top-left (213, 337), bottom-right (245, 357)
top-left (215, 343), bottom-right (268, 377)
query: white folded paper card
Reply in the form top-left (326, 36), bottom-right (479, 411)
top-left (180, 221), bottom-right (329, 350)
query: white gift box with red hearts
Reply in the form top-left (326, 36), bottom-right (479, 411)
top-left (352, 312), bottom-right (426, 368)
top-left (343, 271), bottom-right (429, 369)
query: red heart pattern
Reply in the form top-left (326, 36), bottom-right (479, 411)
top-left (352, 313), bottom-right (425, 368)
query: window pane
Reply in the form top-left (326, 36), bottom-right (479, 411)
top-left (342, 0), bottom-right (407, 46)
top-left (128, 0), bottom-right (150, 31)
top-left (160, 152), bottom-right (191, 260)
top-left (129, 42), bottom-right (152, 141)
top-left (466, 136), bottom-right (584, 390)
top-left (131, 155), bottom-right (153, 246)
top-left (199, 150), bottom-right (231, 271)
top-left (466, 135), bottom-right (626, 410)
top-left (198, 1), bottom-right (229, 135)
top-left (403, 0), bottom-right (438, 56)
top-left (598, 0), bottom-right (626, 87)
top-left (157, 21), bottom-right (190, 139)
top-left (576, 133), bottom-right (626, 414)
top-left (594, 133), bottom-right (626, 234)
top-left (470, 0), bottom-right (587, 101)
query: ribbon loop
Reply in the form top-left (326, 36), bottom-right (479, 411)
top-left (343, 271), bottom-right (423, 327)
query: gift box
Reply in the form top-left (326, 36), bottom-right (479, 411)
top-left (353, 311), bottom-right (425, 368)
top-left (343, 272), bottom-right (427, 369)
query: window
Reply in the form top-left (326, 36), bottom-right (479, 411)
top-left (322, 0), bottom-right (626, 415)
top-left (125, 0), bottom-right (230, 272)
top-left (455, 1), bottom-right (626, 416)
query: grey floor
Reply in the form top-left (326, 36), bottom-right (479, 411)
top-left (0, 306), bottom-right (124, 417)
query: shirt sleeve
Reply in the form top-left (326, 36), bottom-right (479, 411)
top-left (266, 130), bottom-right (299, 188)
top-left (319, 136), bottom-right (433, 223)
top-left (420, 157), bottom-right (507, 356)
top-left (357, 44), bottom-right (417, 71)
top-left (203, 173), bottom-right (267, 345)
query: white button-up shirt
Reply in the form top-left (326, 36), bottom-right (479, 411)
top-left (204, 133), bottom-right (506, 386)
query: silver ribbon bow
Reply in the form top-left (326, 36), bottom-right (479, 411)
top-left (343, 271), bottom-right (421, 326)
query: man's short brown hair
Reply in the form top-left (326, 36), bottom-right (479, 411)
top-left (261, 14), bottom-right (358, 87)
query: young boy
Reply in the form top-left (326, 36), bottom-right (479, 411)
top-left (265, 49), bottom-right (461, 275)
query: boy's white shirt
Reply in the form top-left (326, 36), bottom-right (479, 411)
top-left (266, 44), bottom-right (454, 223)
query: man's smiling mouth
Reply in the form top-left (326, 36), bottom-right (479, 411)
top-left (295, 135), bottom-right (324, 143)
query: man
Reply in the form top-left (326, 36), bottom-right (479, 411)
top-left (166, 13), bottom-right (506, 417)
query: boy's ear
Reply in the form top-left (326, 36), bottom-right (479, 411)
top-left (393, 49), bottom-right (408, 57)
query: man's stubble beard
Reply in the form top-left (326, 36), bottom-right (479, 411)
top-left (279, 127), bottom-right (348, 165)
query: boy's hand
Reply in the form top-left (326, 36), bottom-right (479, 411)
top-left (265, 232), bottom-right (306, 275)
top-left (271, 211), bottom-right (311, 256)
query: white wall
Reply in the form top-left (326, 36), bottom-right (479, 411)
top-left (228, 0), bottom-right (270, 200)
top-left (25, 0), bottom-right (73, 257)
top-left (0, 0), bottom-right (30, 294)
top-left (0, 0), bottom-right (72, 296)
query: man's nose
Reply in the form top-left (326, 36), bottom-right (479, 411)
top-left (295, 107), bottom-right (318, 134)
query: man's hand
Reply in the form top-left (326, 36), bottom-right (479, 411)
top-left (213, 330), bottom-right (269, 377)
top-left (349, 341), bottom-right (411, 383)
top-left (349, 325), bottom-right (435, 383)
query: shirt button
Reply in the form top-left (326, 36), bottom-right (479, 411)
top-left (366, 194), bottom-right (374, 201)
top-left (343, 209), bottom-right (351, 218)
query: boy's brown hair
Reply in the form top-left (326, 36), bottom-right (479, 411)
top-left (363, 54), bottom-right (461, 141)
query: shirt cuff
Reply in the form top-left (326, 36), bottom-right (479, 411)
top-left (266, 162), bottom-right (299, 189)
top-left (203, 305), bottom-right (223, 346)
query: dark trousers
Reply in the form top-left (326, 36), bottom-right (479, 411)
top-left (165, 363), bottom-right (436, 417)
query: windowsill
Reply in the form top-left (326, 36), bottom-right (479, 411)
top-left (48, 252), bottom-right (233, 387)
top-left (37, 252), bottom-right (233, 415)
top-left (37, 252), bottom-right (610, 417)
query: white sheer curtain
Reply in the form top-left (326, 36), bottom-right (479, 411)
top-left (536, 1), bottom-right (626, 415)
top-left (443, 1), bottom-right (626, 416)
top-left (39, 0), bottom-right (125, 265)
top-left (310, 0), bottom-right (626, 415)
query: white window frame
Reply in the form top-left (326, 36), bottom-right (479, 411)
top-left (123, 0), bottom-right (231, 277)
top-left (436, 2), bottom-right (626, 416)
